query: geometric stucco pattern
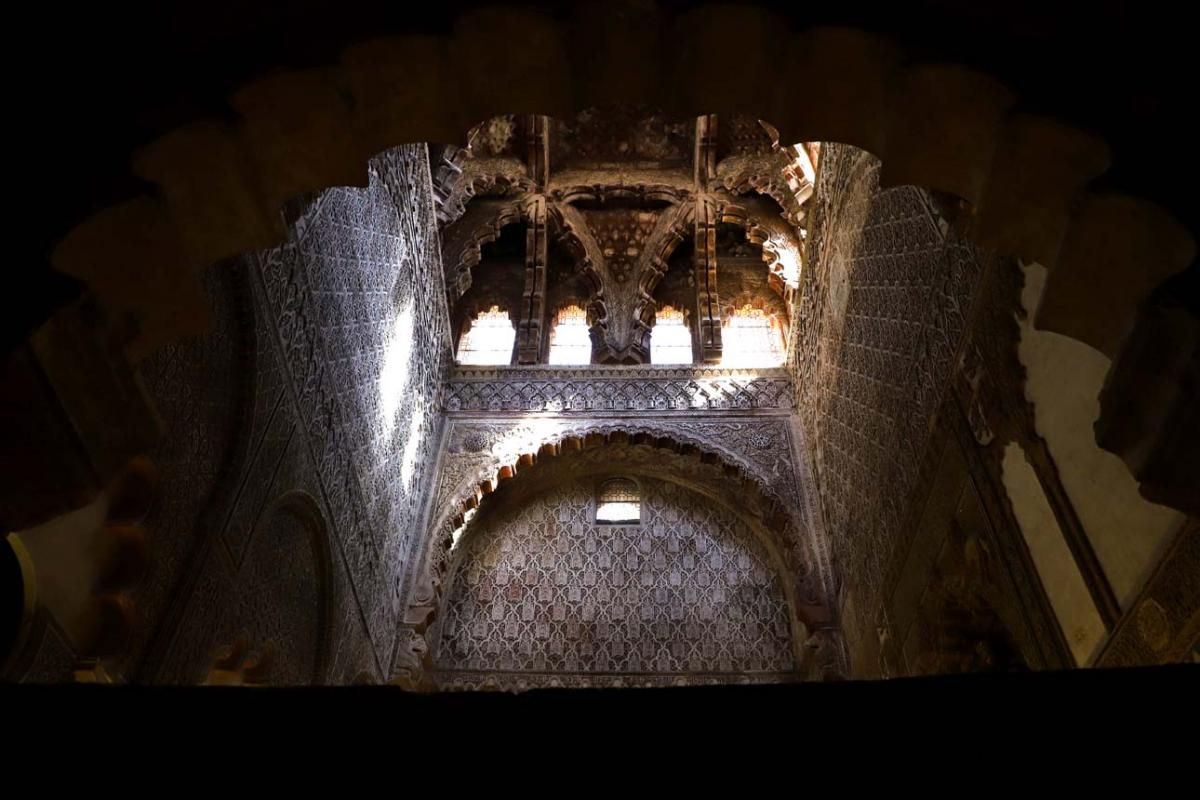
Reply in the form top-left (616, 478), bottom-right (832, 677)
top-left (438, 410), bottom-right (801, 503)
top-left (416, 412), bottom-right (823, 604)
top-left (225, 495), bottom-right (330, 686)
top-left (249, 145), bottom-right (451, 667)
top-left (444, 366), bottom-right (793, 414)
top-left (433, 478), bottom-right (798, 690)
top-left (395, 369), bottom-right (849, 688)
top-left (794, 143), bottom-right (990, 652)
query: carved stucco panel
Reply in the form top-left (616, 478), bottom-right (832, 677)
top-left (250, 145), bottom-right (451, 666)
top-left (434, 478), bottom-right (798, 684)
top-left (793, 143), bottom-right (990, 651)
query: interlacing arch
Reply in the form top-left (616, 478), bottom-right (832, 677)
top-left (40, 2), bottom-right (1196, 524)
top-left (712, 192), bottom-right (805, 295)
top-left (442, 193), bottom-right (613, 330)
top-left (441, 198), bottom-right (530, 303)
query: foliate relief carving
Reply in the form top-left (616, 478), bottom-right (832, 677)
top-left (433, 671), bottom-right (795, 691)
top-left (547, 201), bottom-right (606, 297)
top-left (461, 429), bottom-right (489, 453)
top-left (715, 151), bottom-right (808, 228)
top-left (430, 144), bottom-right (468, 224)
top-left (628, 201), bottom-right (696, 351)
top-left (441, 109), bottom-right (812, 362)
top-left (794, 143), bottom-right (989, 642)
top-left (441, 198), bottom-right (529, 303)
top-left (437, 159), bottom-right (534, 228)
top-left (549, 177), bottom-right (692, 207)
top-left (715, 192), bottom-right (804, 295)
top-left (417, 418), bottom-right (826, 614)
top-left (495, 443), bottom-right (824, 605)
top-left (471, 115), bottom-right (521, 157)
top-left (434, 479), bottom-right (798, 681)
top-left (431, 449), bottom-right (496, 525)
top-left (583, 207), bottom-right (660, 284)
top-left (430, 115), bottom-right (534, 224)
top-left (252, 145), bottom-right (449, 662)
top-left (439, 416), bottom-right (805, 513)
top-left (443, 367), bottom-right (793, 415)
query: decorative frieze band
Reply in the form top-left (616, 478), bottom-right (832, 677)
top-left (443, 366), bottom-right (793, 414)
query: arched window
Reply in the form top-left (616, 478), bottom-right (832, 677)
top-left (721, 304), bottom-right (786, 368)
top-left (456, 306), bottom-right (515, 365)
top-left (650, 305), bottom-right (693, 364)
top-left (596, 478), bottom-right (640, 524)
top-left (547, 304), bottom-right (592, 365)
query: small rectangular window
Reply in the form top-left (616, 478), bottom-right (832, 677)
top-left (596, 478), bottom-right (640, 524)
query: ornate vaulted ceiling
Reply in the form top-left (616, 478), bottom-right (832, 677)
top-left (435, 108), bottom-right (813, 364)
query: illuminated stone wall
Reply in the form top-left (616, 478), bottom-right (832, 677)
top-left (252, 147), bottom-right (451, 648)
top-left (793, 143), bottom-right (990, 669)
top-left (11, 145), bottom-right (454, 685)
top-left (225, 144), bottom-right (450, 680)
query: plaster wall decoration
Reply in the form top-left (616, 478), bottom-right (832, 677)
top-left (403, 388), bottom-right (842, 680)
top-left (713, 192), bottom-right (804, 296)
top-left (432, 478), bottom-right (799, 688)
top-left (220, 492), bottom-right (333, 685)
top-left (438, 110), bottom-right (816, 365)
top-left (715, 150), bottom-right (808, 227)
top-left (138, 260), bottom-right (382, 685)
top-left (444, 365), bottom-right (793, 415)
top-left (434, 671), bottom-right (792, 691)
top-left (249, 145), bottom-right (452, 665)
top-left (793, 143), bottom-right (990, 651)
top-left (582, 207), bottom-right (660, 284)
top-left (433, 417), bottom-right (805, 517)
